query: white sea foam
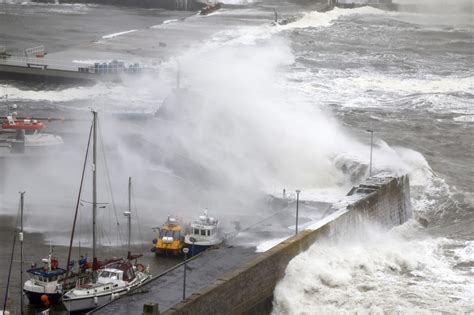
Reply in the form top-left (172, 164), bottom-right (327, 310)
top-left (163, 19), bottom-right (178, 24)
top-left (102, 29), bottom-right (137, 39)
top-left (209, 6), bottom-right (389, 46)
top-left (291, 68), bottom-right (473, 115)
top-left (455, 241), bottom-right (474, 263)
top-left (347, 75), bottom-right (473, 95)
top-left (454, 115), bottom-right (474, 122)
top-left (151, 19), bottom-right (179, 28)
top-left (0, 80), bottom-right (160, 112)
top-left (0, 83), bottom-right (102, 102)
top-left (219, 0), bottom-right (256, 4)
top-left (273, 225), bottom-right (474, 313)
top-left (256, 237), bottom-right (289, 252)
top-left (15, 1), bottom-right (91, 14)
top-left (279, 6), bottom-right (391, 30)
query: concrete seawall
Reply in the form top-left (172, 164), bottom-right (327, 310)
top-left (164, 174), bottom-right (412, 314)
top-left (0, 64), bottom-right (120, 84)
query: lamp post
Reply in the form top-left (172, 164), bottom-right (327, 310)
top-left (295, 190), bottom-right (301, 236)
top-left (182, 247), bottom-right (189, 300)
top-left (19, 191), bottom-right (24, 315)
top-left (366, 129), bottom-right (374, 177)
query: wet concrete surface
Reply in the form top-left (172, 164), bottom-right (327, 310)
top-left (93, 201), bottom-right (331, 314)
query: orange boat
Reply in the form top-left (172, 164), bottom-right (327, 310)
top-left (1, 115), bottom-right (45, 131)
top-left (152, 216), bottom-right (185, 256)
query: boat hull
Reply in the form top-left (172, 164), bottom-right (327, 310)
top-left (185, 244), bottom-right (217, 257)
top-left (62, 272), bottom-right (151, 312)
top-left (154, 247), bottom-right (182, 256)
top-left (62, 289), bottom-right (127, 312)
top-left (24, 290), bottom-right (62, 305)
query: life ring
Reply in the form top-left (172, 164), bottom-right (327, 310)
top-left (136, 263), bottom-right (145, 272)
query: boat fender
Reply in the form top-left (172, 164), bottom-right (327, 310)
top-left (136, 263), bottom-right (145, 272)
top-left (94, 296), bottom-right (98, 305)
top-left (41, 294), bottom-right (49, 307)
top-left (111, 293), bottom-right (116, 301)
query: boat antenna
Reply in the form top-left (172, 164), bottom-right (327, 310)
top-left (19, 191), bottom-right (25, 315)
top-left (66, 116), bottom-right (93, 273)
top-left (92, 110), bottom-right (98, 277)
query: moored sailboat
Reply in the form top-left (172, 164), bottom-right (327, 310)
top-left (23, 110), bottom-right (96, 305)
top-left (62, 112), bottom-right (150, 312)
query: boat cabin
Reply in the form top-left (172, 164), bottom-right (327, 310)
top-left (189, 213), bottom-right (219, 242)
top-left (26, 268), bottom-right (66, 284)
top-left (153, 216), bottom-right (183, 243)
top-left (99, 261), bottom-right (136, 283)
top-left (158, 228), bottom-right (182, 243)
top-left (97, 269), bottom-right (124, 284)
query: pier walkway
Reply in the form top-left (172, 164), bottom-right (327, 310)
top-left (91, 201), bottom-right (332, 314)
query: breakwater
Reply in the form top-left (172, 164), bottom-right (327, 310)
top-left (31, 0), bottom-right (205, 10)
top-left (164, 174), bottom-right (412, 314)
top-left (0, 60), bottom-right (145, 85)
top-left (93, 173), bottom-right (411, 314)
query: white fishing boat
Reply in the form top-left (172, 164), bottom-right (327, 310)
top-left (61, 112), bottom-right (150, 312)
top-left (23, 248), bottom-right (91, 305)
top-left (184, 210), bottom-right (223, 256)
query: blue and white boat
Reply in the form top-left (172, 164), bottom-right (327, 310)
top-left (23, 252), bottom-right (89, 305)
top-left (23, 257), bottom-right (65, 304)
top-left (184, 210), bottom-right (223, 256)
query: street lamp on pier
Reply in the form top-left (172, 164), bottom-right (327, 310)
top-left (295, 190), bottom-right (301, 236)
top-left (182, 247), bottom-right (189, 301)
top-left (366, 129), bottom-right (374, 177)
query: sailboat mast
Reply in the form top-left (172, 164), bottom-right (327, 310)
top-left (20, 191), bottom-right (24, 315)
top-left (92, 111), bottom-right (98, 272)
top-left (66, 121), bottom-right (92, 273)
top-left (128, 177), bottom-right (132, 257)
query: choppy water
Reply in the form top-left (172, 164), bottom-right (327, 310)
top-left (0, 0), bottom-right (473, 313)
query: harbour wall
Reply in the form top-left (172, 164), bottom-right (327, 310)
top-left (0, 64), bottom-right (123, 85)
top-left (163, 174), bottom-right (412, 314)
top-left (31, 0), bottom-right (207, 10)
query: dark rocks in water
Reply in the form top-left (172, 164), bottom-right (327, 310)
top-left (417, 216), bottom-right (429, 228)
top-left (272, 9), bottom-right (298, 26)
top-left (199, 2), bottom-right (222, 15)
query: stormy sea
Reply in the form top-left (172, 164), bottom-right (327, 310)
top-left (0, 0), bottom-right (473, 313)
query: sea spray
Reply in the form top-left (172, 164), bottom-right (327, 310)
top-left (272, 221), bottom-right (474, 313)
